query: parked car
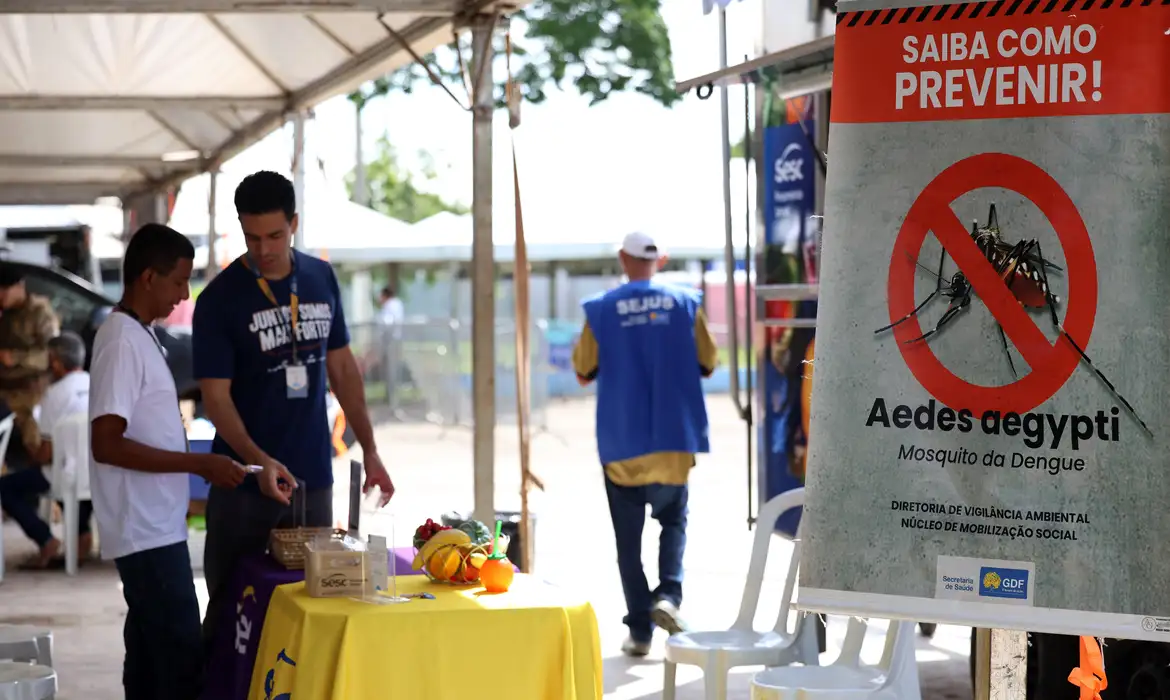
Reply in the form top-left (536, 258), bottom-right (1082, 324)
top-left (13, 260), bottom-right (355, 455)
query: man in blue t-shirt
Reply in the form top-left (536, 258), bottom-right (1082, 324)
top-left (192, 170), bottom-right (395, 656)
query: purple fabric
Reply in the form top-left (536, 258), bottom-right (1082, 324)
top-left (201, 554), bottom-right (302, 700)
top-left (391, 545), bottom-right (422, 575)
top-left (201, 548), bottom-right (426, 700)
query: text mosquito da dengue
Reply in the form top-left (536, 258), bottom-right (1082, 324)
top-left (874, 203), bottom-right (1150, 436)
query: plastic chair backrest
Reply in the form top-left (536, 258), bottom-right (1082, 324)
top-left (835, 616), bottom-right (869, 668)
top-left (874, 619), bottom-right (917, 693)
top-left (50, 413), bottom-right (90, 496)
top-left (834, 617), bottom-right (913, 678)
top-left (0, 414), bottom-right (14, 471)
top-left (732, 488), bottom-right (805, 632)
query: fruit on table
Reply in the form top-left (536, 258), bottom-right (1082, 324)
top-left (412, 528), bottom-right (471, 569)
top-left (460, 562), bottom-right (480, 582)
top-left (456, 519), bottom-right (493, 545)
top-left (480, 556), bottom-right (514, 593)
top-left (428, 545), bottom-right (463, 581)
top-left (413, 518), bottom-right (453, 550)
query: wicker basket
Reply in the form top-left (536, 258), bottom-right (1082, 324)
top-left (270, 527), bottom-right (348, 570)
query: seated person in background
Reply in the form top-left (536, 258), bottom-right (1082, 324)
top-left (0, 331), bottom-right (93, 569)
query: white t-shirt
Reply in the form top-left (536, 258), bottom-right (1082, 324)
top-left (38, 370), bottom-right (89, 477)
top-left (379, 297), bottom-right (404, 325)
top-left (88, 312), bottom-right (190, 560)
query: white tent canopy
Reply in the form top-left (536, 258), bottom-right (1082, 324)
top-left (318, 155), bottom-right (755, 265)
top-left (168, 160), bottom-right (414, 267)
top-left (0, 0), bottom-right (500, 206)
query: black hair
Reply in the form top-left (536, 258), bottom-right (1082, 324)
top-left (235, 170), bottom-right (296, 221)
top-left (0, 263), bottom-right (24, 288)
top-left (122, 223), bottom-right (195, 289)
top-left (48, 331), bottom-right (86, 371)
top-left (381, 285), bottom-right (396, 298)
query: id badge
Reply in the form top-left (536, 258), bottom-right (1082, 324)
top-left (286, 363), bottom-right (309, 399)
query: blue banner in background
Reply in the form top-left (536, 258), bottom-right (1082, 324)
top-left (763, 121), bottom-right (816, 257)
top-left (761, 107), bottom-right (817, 538)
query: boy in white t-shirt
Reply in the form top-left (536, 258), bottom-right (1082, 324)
top-left (89, 224), bottom-right (255, 700)
top-left (0, 331), bottom-right (91, 569)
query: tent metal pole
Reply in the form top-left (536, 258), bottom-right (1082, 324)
top-left (470, 13), bottom-right (497, 526)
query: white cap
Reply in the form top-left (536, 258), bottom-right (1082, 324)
top-left (619, 232), bottom-right (661, 260)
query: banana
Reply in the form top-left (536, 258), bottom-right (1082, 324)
top-left (415, 528), bottom-right (471, 568)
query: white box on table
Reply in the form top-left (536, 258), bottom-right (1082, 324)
top-left (305, 538), bottom-right (366, 598)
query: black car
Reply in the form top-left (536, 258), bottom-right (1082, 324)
top-left (14, 260), bottom-right (198, 404)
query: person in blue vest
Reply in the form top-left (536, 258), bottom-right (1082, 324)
top-left (572, 231), bottom-right (718, 656)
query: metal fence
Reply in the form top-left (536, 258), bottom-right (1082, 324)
top-left (348, 319), bottom-right (552, 430)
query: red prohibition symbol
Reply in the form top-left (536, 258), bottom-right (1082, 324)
top-left (886, 153), bottom-right (1098, 416)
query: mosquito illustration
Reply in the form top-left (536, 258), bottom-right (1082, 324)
top-left (875, 203), bottom-right (1151, 435)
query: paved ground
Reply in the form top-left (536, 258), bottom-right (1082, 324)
top-left (0, 397), bottom-right (973, 699)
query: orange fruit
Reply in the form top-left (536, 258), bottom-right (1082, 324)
top-left (463, 563), bottom-right (480, 582)
top-left (428, 545), bottom-right (462, 581)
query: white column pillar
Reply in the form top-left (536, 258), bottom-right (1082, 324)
top-left (470, 14), bottom-right (497, 526)
top-left (292, 112), bottom-right (307, 251)
top-left (353, 103), bottom-right (369, 206)
top-left (207, 169), bottom-right (219, 280)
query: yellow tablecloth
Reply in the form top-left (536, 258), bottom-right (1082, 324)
top-left (249, 574), bottom-right (603, 700)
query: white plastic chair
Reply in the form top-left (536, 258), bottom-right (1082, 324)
top-left (48, 413), bottom-right (89, 576)
top-left (0, 660), bottom-right (56, 700)
top-left (0, 625), bottom-right (52, 667)
top-left (663, 488), bottom-right (820, 700)
top-left (0, 413), bottom-right (18, 585)
top-left (749, 617), bottom-right (921, 700)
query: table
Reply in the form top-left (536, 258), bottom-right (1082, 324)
top-left (249, 575), bottom-right (602, 700)
top-left (203, 547), bottom-right (426, 700)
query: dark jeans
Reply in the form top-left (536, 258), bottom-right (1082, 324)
top-left (604, 475), bottom-right (688, 643)
top-left (201, 484), bottom-right (333, 658)
top-left (0, 467), bottom-right (92, 548)
top-left (115, 541), bottom-right (204, 700)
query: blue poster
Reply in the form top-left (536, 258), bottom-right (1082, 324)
top-left (763, 121), bottom-right (817, 254)
top-left (761, 107), bottom-right (817, 537)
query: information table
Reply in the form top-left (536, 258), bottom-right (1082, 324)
top-left (203, 548), bottom-right (425, 700)
top-left (250, 575), bottom-right (603, 700)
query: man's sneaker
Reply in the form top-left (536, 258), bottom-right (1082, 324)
top-left (621, 636), bottom-right (651, 657)
top-left (651, 599), bottom-right (688, 636)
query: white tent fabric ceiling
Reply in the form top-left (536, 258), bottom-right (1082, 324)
top-left (0, 1), bottom-right (497, 205)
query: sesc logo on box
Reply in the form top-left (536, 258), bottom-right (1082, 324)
top-left (979, 567), bottom-right (1029, 600)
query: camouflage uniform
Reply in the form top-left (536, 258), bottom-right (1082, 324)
top-left (0, 293), bottom-right (60, 459)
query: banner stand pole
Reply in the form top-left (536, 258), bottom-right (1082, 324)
top-left (976, 628), bottom-right (1028, 700)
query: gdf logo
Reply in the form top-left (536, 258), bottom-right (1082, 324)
top-left (774, 143), bottom-right (805, 184)
top-left (1002, 576), bottom-right (1026, 591)
top-left (978, 566), bottom-right (1029, 601)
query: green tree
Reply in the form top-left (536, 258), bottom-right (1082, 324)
top-left (348, 136), bottom-right (469, 224)
top-left (348, 0), bottom-right (680, 111)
